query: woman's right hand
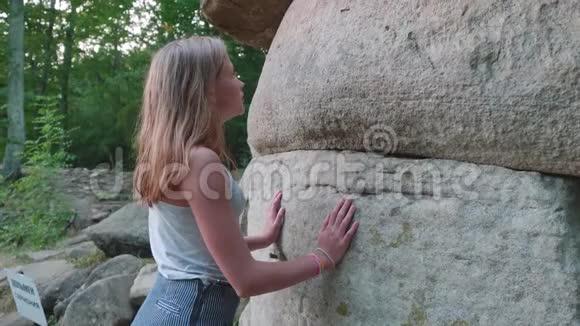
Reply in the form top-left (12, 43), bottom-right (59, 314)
top-left (316, 199), bottom-right (359, 268)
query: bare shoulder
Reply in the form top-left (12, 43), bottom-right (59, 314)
top-left (189, 146), bottom-right (221, 165)
top-left (187, 146), bottom-right (225, 174)
top-left (183, 146), bottom-right (228, 194)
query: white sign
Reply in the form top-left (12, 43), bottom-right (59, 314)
top-left (5, 269), bottom-right (48, 326)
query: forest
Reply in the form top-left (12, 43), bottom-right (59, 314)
top-left (0, 0), bottom-right (264, 174)
top-left (0, 0), bottom-right (264, 251)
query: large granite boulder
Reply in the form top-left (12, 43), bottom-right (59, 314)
top-left (200, 0), bottom-right (292, 49)
top-left (239, 151), bottom-right (580, 325)
top-left (208, 0), bottom-right (580, 324)
top-left (85, 202), bottom-right (150, 257)
top-left (246, 0), bottom-right (580, 177)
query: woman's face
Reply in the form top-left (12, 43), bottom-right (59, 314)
top-left (210, 55), bottom-right (245, 122)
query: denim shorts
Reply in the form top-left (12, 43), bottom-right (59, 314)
top-left (131, 274), bottom-right (240, 326)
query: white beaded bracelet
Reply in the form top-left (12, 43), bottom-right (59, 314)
top-left (315, 247), bottom-right (336, 269)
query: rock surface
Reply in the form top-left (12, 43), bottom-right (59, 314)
top-left (23, 249), bottom-right (62, 263)
top-left (0, 312), bottom-right (33, 326)
top-left (55, 167), bottom-right (133, 230)
top-left (200, 0), bottom-right (292, 48)
top-left (129, 263), bottom-right (157, 307)
top-left (85, 203), bottom-right (150, 257)
top-left (0, 281), bottom-right (15, 315)
top-left (247, 0), bottom-right (580, 176)
top-left (60, 233), bottom-right (89, 246)
top-left (54, 254), bottom-right (143, 319)
top-left (61, 274), bottom-right (136, 326)
top-left (239, 150), bottom-right (580, 325)
top-left (40, 267), bottom-right (92, 315)
top-left (64, 241), bottom-right (100, 259)
top-left (23, 241), bottom-right (100, 263)
top-left (11, 260), bottom-right (75, 289)
top-left (82, 254), bottom-right (144, 289)
top-left (0, 260), bottom-right (75, 321)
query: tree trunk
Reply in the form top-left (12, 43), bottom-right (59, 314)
top-left (59, 0), bottom-right (77, 116)
top-left (39, 0), bottom-right (57, 96)
top-left (2, 0), bottom-right (26, 180)
top-left (112, 23), bottom-right (122, 113)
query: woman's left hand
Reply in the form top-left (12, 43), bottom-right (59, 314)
top-left (261, 190), bottom-right (285, 245)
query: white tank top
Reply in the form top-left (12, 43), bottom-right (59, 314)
top-left (148, 170), bottom-right (245, 282)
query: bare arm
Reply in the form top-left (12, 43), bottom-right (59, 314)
top-left (243, 191), bottom-right (285, 251)
top-left (180, 148), bottom-right (358, 297)
top-left (243, 235), bottom-right (270, 251)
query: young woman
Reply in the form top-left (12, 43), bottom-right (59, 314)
top-left (131, 36), bottom-right (359, 326)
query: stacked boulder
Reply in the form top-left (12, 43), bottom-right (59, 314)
top-left (204, 0), bottom-right (580, 324)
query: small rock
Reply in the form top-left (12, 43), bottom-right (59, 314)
top-left (64, 241), bottom-right (100, 259)
top-left (91, 211), bottom-right (109, 222)
top-left (24, 249), bottom-right (64, 263)
top-left (83, 254), bottom-right (144, 289)
top-left (61, 233), bottom-right (89, 247)
top-left (129, 264), bottom-right (157, 307)
top-left (61, 274), bottom-right (137, 326)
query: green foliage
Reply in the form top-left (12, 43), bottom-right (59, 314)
top-left (47, 315), bottom-right (59, 326)
top-left (0, 168), bottom-right (73, 250)
top-left (0, 103), bottom-right (6, 155)
top-left (0, 99), bottom-right (74, 250)
top-left (0, 0), bottom-right (265, 169)
top-left (225, 42), bottom-right (265, 167)
top-left (24, 96), bottom-right (75, 168)
top-left (226, 112), bottom-right (252, 167)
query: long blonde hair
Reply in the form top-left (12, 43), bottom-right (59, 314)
top-left (133, 36), bottom-right (233, 207)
